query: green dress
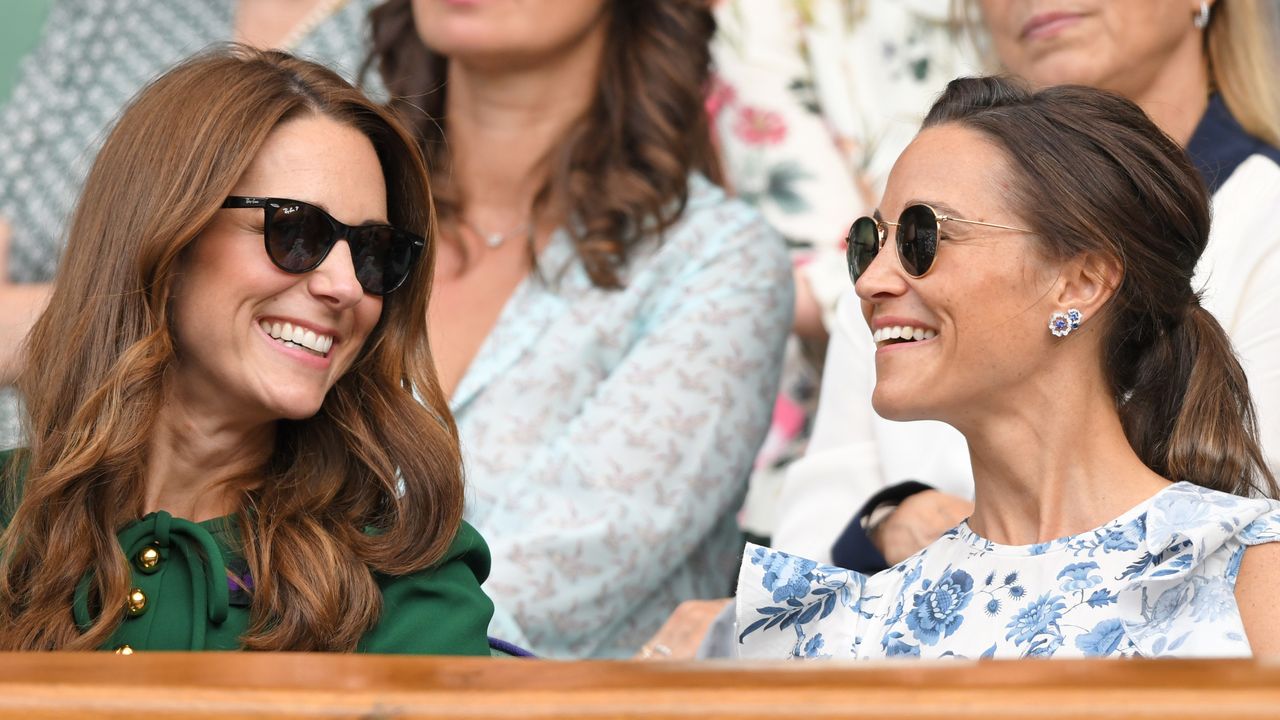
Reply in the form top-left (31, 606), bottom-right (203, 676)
top-left (1, 449), bottom-right (495, 654)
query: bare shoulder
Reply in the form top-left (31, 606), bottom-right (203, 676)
top-left (1235, 542), bottom-right (1280, 657)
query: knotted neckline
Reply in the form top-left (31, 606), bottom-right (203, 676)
top-left (73, 511), bottom-right (232, 649)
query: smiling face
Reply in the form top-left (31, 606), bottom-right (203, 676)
top-left (412, 0), bottom-right (608, 67)
top-left (856, 124), bottom-right (1064, 424)
top-left (169, 114), bottom-right (388, 424)
top-left (977, 0), bottom-right (1204, 96)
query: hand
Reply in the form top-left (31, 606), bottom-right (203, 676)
top-left (635, 598), bottom-right (732, 661)
top-left (870, 490), bottom-right (973, 566)
top-left (0, 217), bottom-right (54, 386)
top-left (792, 264), bottom-right (829, 343)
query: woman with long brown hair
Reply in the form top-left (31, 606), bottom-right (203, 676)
top-left (368, 0), bottom-right (793, 657)
top-left (0, 47), bottom-right (493, 653)
top-left (738, 76), bottom-right (1280, 659)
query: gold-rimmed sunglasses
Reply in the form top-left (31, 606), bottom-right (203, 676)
top-left (846, 203), bottom-right (1032, 283)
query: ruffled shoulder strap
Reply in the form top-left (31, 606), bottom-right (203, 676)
top-left (1141, 483), bottom-right (1280, 559)
top-left (1121, 483), bottom-right (1280, 657)
top-left (735, 543), bottom-right (872, 659)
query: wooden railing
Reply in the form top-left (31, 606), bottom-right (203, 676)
top-left (1, 653), bottom-right (1278, 718)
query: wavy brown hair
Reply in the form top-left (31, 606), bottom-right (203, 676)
top-left (365, 0), bottom-right (722, 288)
top-left (0, 47), bottom-right (464, 651)
top-left (923, 76), bottom-right (1277, 498)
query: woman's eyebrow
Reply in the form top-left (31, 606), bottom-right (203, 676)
top-left (903, 199), bottom-right (966, 217)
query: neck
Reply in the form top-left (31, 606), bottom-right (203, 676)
top-left (145, 385), bottom-right (274, 522)
top-left (957, 359), bottom-right (1170, 545)
top-left (443, 30), bottom-right (605, 232)
top-left (1124, 35), bottom-right (1212, 146)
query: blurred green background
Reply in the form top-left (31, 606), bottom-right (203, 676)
top-left (0, 1), bottom-right (56, 103)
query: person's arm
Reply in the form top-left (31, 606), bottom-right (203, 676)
top-left (0, 1), bottom-right (85, 385)
top-left (0, 220), bottom-right (52, 385)
top-left (360, 521), bottom-right (495, 656)
top-left (1227, 242), bottom-right (1280, 475)
top-left (480, 208), bottom-right (794, 658)
top-left (769, 291), bottom-right (885, 562)
top-left (1236, 542), bottom-right (1280, 657)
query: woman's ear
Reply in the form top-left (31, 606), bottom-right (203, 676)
top-left (1053, 252), bottom-right (1120, 320)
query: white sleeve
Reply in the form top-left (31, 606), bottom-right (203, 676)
top-left (770, 291), bottom-right (886, 562)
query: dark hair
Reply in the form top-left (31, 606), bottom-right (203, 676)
top-left (1, 47), bottom-right (464, 651)
top-left (923, 75), bottom-right (1276, 498)
top-left (365, 0), bottom-right (722, 288)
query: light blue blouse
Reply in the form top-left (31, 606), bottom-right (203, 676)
top-left (738, 482), bottom-right (1280, 659)
top-left (455, 175), bottom-right (793, 658)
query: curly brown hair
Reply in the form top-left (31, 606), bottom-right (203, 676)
top-left (0, 47), bottom-right (464, 651)
top-left (366, 0), bottom-right (722, 288)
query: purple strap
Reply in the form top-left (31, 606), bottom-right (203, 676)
top-left (488, 636), bottom-right (536, 658)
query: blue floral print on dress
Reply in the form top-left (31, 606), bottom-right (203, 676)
top-left (738, 483), bottom-right (1280, 659)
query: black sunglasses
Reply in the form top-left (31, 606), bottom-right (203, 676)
top-left (222, 196), bottom-right (425, 296)
top-left (846, 203), bottom-right (1031, 283)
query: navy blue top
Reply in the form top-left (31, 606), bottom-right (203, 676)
top-left (830, 95), bottom-right (1280, 574)
top-left (1186, 94), bottom-right (1280, 194)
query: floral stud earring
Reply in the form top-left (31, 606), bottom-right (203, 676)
top-left (1049, 308), bottom-right (1083, 338)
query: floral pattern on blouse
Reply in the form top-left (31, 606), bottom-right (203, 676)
top-left (738, 482), bottom-right (1280, 659)
top-left (457, 175), bottom-right (793, 659)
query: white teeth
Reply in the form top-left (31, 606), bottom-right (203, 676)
top-left (874, 325), bottom-right (938, 345)
top-left (260, 319), bottom-right (334, 356)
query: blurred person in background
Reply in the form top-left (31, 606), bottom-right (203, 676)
top-left (367, 0), bottom-right (792, 658)
top-left (0, 0), bottom-right (384, 450)
top-left (779, 0), bottom-right (1280, 574)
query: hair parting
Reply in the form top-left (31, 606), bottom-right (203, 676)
top-left (0, 46), bottom-right (464, 651)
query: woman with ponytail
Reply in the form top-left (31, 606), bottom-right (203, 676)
top-left (736, 76), bottom-right (1280, 659)
top-left (772, 0), bottom-right (1280, 577)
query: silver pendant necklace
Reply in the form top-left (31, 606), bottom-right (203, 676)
top-left (458, 216), bottom-right (532, 249)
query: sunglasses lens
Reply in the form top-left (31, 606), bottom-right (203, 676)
top-left (350, 227), bottom-right (417, 296)
top-left (265, 202), bottom-right (333, 273)
top-left (847, 217), bottom-right (880, 282)
top-left (897, 204), bottom-right (939, 278)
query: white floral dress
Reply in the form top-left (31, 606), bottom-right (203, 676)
top-left (737, 483), bottom-right (1280, 659)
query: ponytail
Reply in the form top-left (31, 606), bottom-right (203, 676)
top-left (1122, 301), bottom-right (1277, 497)
top-left (923, 77), bottom-right (1275, 499)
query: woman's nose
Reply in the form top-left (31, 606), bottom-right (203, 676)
top-left (307, 239), bottom-right (365, 308)
top-left (854, 236), bottom-right (910, 304)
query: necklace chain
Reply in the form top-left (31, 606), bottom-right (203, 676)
top-left (457, 216), bottom-right (532, 249)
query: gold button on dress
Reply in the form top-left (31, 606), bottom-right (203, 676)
top-left (136, 546), bottom-right (160, 572)
top-left (126, 588), bottom-right (147, 617)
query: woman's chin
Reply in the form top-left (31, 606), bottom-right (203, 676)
top-left (870, 389), bottom-right (934, 423)
top-left (261, 394), bottom-right (328, 423)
